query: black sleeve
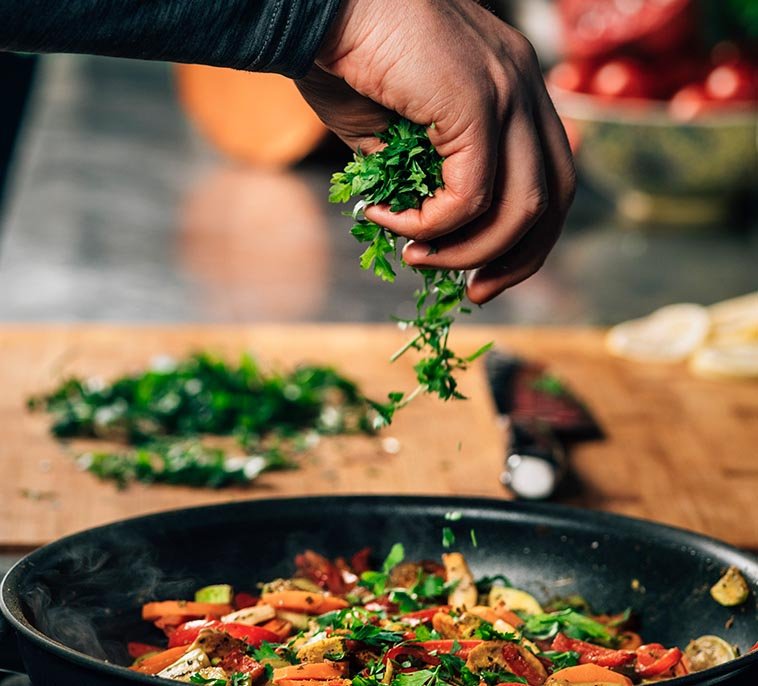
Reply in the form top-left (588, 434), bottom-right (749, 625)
top-left (0, 0), bottom-right (343, 78)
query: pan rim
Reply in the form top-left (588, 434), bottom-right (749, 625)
top-left (2, 494), bottom-right (757, 685)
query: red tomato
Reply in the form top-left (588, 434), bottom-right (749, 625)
top-left (500, 642), bottom-right (546, 686)
top-left (220, 649), bottom-right (266, 679)
top-left (350, 547), bottom-right (373, 575)
top-left (669, 83), bottom-right (711, 121)
top-left (590, 59), bottom-right (654, 99)
top-left (295, 550), bottom-right (347, 594)
top-left (558, 0), bottom-right (695, 59)
top-left (552, 633), bottom-right (636, 668)
top-left (705, 63), bottom-right (757, 102)
top-left (234, 592), bottom-right (259, 610)
top-left (167, 619), bottom-right (280, 648)
top-left (635, 643), bottom-right (683, 678)
top-left (548, 61), bottom-right (596, 93)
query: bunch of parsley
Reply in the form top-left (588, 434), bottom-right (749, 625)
top-left (330, 119), bottom-right (491, 425)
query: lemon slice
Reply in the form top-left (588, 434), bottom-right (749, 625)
top-left (709, 292), bottom-right (758, 345)
top-left (690, 344), bottom-right (758, 380)
top-left (606, 304), bottom-right (711, 363)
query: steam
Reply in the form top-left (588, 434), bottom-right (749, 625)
top-left (21, 535), bottom-right (192, 664)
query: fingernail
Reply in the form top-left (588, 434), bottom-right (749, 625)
top-left (404, 242), bottom-right (434, 262)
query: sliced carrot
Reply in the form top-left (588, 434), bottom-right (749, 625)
top-left (273, 662), bottom-right (349, 682)
top-left (261, 591), bottom-right (349, 615)
top-left (546, 663), bottom-right (632, 685)
top-left (261, 617), bottom-right (294, 641)
top-left (490, 602), bottom-right (525, 628)
top-left (127, 642), bottom-right (163, 659)
top-left (277, 679), bottom-right (351, 686)
top-left (130, 646), bottom-right (188, 675)
top-left (468, 606), bottom-right (500, 624)
top-left (142, 601), bottom-right (233, 621)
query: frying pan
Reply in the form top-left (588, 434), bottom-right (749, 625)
top-left (1, 496), bottom-right (757, 685)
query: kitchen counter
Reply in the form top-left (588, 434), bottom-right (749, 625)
top-left (1, 324), bottom-right (756, 553)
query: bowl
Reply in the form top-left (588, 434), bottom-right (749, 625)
top-left (552, 88), bottom-right (758, 227)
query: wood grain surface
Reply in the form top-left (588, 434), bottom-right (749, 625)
top-left (0, 325), bottom-right (756, 551)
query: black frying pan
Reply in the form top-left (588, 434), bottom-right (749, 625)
top-left (1, 496), bottom-right (757, 685)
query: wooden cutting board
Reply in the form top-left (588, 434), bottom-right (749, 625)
top-left (0, 325), bottom-right (756, 551)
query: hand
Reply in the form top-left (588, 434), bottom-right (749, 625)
top-left (296, 0), bottom-right (576, 304)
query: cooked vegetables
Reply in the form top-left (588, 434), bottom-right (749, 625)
top-left (30, 353), bottom-right (384, 488)
top-left (129, 546), bottom-right (752, 685)
top-left (710, 566), bottom-right (750, 607)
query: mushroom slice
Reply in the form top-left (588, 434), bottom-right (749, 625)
top-left (443, 553), bottom-right (477, 610)
top-left (222, 603), bottom-right (277, 625)
top-left (178, 666), bottom-right (228, 683)
top-left (157, 648), bottom-right (210, 680)
top-left (297, 636), bottom-right (348, 663)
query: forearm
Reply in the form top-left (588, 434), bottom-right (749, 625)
top-left (0, 0), bottom-right (342, 77)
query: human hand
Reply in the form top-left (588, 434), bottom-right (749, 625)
top-left (296, 0), bottom-right (576, 304)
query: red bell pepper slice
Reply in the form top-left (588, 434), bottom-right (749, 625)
top-left (552, 633), bottom-right (635, 667)
top-left (417, 640), bottom-right (483, 659)
top-left (168, 619), bottom-right (280, 648)
top-left (635, 643), bottom-right (683, 678)
top-left (384, 644), bottom-right (441, 671)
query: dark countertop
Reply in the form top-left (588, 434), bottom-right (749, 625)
top-left (0, 55), bottom-right (756, 325)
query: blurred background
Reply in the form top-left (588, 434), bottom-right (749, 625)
top-left (0, 0), bottom-right (756, 325)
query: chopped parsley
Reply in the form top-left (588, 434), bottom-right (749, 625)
top-left (360, 543), bottom-right (405, 596)
top-left (522, 609), bottom-right (614, 644)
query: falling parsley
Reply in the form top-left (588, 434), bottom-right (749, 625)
top-left (442, 527), bottom-right (456, 549)
top-left (330, 119), bottom-right (492, 425)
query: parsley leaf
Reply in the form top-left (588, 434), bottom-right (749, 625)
top-left (360, 543), bottom-right (404, 596)
top-left (538, 650), bottom-right (581, 670)
top-left (522, 609), bottom-right (613, 643)
top-left (442, 527), bottom-right (456, 549)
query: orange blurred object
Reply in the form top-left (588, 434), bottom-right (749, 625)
top-left (176, 65), bottom-right (327, 167)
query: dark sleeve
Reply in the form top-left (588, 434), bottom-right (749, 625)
top-left (0, 0), bottom-right (343, 78)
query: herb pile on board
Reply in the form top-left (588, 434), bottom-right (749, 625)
top-left (330, 119), bottom-right (491, 425)
top-left (29, 352), bottom-right (382, 488)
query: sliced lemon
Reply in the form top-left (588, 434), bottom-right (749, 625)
top-left (690, 344), bottom-right (758, 380)
top-left (606, 304), bottom-right (711, 363)
top-left (685, 635), bottom-right (738, 672)
top-left (709, 292), bottom-right (758, 345)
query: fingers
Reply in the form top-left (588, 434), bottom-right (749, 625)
top-left (363, 109), bottom-right (500, 240)
top-left (296, 67), bottom-right (391, 154)
top-left (401, 106), bottom-right (547, 270)
top-left (466, 89), bottom-right (577, 304)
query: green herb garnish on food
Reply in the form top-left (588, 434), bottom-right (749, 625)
top-left (330, 119), bottom-right (492, 425)
top-left (30, 352), bottom-right (383, 489)
top-left (360, 542), bottom-right (405, 596)
top-left (522, 609), bottom-right (614, 644)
